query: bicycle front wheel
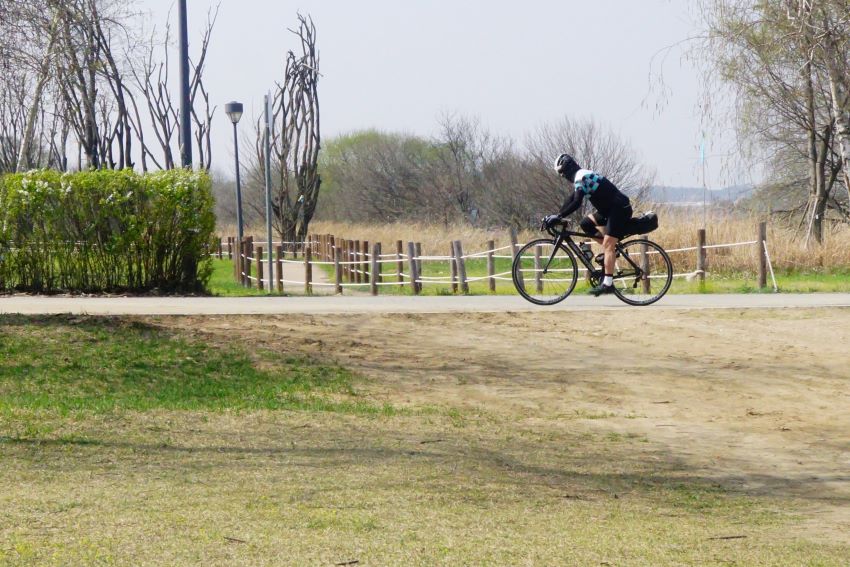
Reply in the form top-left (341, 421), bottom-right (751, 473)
top-left (610, 239), bottom-right (673, 306)
top-left (512, 238), bottom-right (578, 305)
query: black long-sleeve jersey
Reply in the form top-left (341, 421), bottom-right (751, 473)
top-left (558, 169), bottom-right (630, 217)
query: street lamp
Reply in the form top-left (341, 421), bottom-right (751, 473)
top-left (225, 101), bottom-right (244, 243)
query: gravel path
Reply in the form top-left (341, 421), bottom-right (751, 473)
top-left (2, 293), bottom-right (850, 315)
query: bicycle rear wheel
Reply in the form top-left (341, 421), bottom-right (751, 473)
top-left (512, 238), bottom-right (578, 305)
top-left (610, 239), bottom-right (672, 306)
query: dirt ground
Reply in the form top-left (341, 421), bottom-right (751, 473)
top-left (164, 307), bottom-right (850, 545)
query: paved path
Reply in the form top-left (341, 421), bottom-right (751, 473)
top-left (2, 294), bottom-right (850, 316)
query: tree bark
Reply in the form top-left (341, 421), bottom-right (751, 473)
top-left (825, 62), bottom-right (850, 206)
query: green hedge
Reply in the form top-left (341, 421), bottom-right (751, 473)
top-left (0, 169), bottom-right (216, 293)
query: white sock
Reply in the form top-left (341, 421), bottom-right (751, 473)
top-left (603, 275), bottom-right (613, 286)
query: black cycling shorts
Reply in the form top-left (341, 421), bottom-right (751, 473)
top-left (592, 205), bottom-right (633, 240)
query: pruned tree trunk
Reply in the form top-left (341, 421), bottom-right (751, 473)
top-left (260, 14), bottom-right (321, 243)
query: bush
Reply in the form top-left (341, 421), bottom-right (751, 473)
top-left (0, 169), bottom-right (216, 293)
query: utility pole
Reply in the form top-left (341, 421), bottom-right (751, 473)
top-left (177, 0), bottom-right (193, 168)
top-left (264, 94), bottom-right (275, 293)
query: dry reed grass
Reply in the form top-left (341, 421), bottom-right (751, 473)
top-left (221, 211), bottom-right (850, 273)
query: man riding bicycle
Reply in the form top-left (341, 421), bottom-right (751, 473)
top-left (543, 153), bottom-right (633, 296)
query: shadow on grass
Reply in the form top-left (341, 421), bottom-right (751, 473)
top-left (3, 432), bottom-right (848, 510)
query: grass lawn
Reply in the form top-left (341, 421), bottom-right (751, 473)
top-left (0, 315), bottom-right (847, 565)
top-left (207, 259), bottom-right (286, 297)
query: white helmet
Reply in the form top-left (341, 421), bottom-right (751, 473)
top-left (553, 153), bottom-right (579, 177)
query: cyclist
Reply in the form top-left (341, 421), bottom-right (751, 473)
top-left (543, 153), bottom-right (633, 296)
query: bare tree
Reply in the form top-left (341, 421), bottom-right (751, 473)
top-left (0, 0), bottom-right (217, 173)
top-left (785, 0), bottom-right (850, 207)
top-left (525, 116), bottom-right (654, 223)
top-left (431, 114), bottom-right (489, 221)
top-left (255, 14), bottom-right (321, 244)
top-left (691, 0), bottom-right (850, 243)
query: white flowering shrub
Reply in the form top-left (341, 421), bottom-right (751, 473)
top-left (0, 169), bottom-right (216, 292)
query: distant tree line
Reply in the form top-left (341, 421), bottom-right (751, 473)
top-left (308, 115), bottom-right (653, 229)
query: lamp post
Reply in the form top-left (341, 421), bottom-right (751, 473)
top-left (177, 0), bottom-right (192, 168)
top-left (225, 102), bottom-right (244, 243)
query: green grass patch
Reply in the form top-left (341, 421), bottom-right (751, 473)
top-left (207, 258), bottom-right (287, 297)
top-left (209, 257), bottom-right (850, 296)
top-left (0, 315), bottom-right (385, 415)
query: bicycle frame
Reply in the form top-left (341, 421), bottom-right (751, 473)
top-left (542, 225), bottom-right (644, 285)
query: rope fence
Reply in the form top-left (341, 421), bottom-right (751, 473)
top-left (219, 221), bottom-right (777, 295)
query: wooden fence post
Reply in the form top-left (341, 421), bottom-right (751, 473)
top-left (241, 237), bottom-right (251, 287)
top-left (351, 239), bottom-right (356, 283)
top-left (758, 221), bottom-right (767, 289)
top-left (338, 238), bottom-right (344, 279)
top-left (346, 240), bottom-right (353, 283)
top-left (334, 245), bottom-right (343, 294)
top-left (454, 240), bottom-right (469, 294)
top-left (533, 244), bottom-right (542, 293)
top-left (415, 243), bottom-right (423, 284)
top-left (217, 239), bottom-right (223, 259)
top-left (340, 239), bottom-right (347, 281)
top-left (450, 243), bottom-right (458, 293)
top-left (487, 239), bottom-right (496, 292)
top-left (354, 240), bottom-right (362, 283)
top-left (246, 236), bottom-right (254, 287)
top-left (396, 240), bottom-right (404, 283)
top-left (640, 241), bottom-right (651, 294)
top-left (305, 245), bottom-right (313, 295)
top-left (362, 240), bottom-right (370, 284)
top-left (276, 245), bottom-right (283, 293)
top-left (228, 236), bottom-right (233, 260)
top-left (375, 242), bottom-right (383, 286)
top-left (233, 237), bottom-right (240, 282)
top-left (237, 239), bottom-right (241, 285)
top-left (257, 246), bottom-right (265, 291)
top-left (370, 243), bottom-right (380, 296)
top-left (407, 241), bottom-right (420, 295)
top-left (510, 228), bottom-right (519, 260)
top-left (267, 245), bottom-right (274, 291)
top-left (697, 228), bottom-right (706, 284)
top-left (245, 241), bottom-right (253, 288)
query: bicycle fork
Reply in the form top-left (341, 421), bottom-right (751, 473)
top-left (541, 234), bottom-right (566, 275)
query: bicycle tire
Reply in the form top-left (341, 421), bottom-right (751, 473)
top-left (512, 238), bottom-right (578, 305)
top-left (610, 238), bottom-right (673, 306)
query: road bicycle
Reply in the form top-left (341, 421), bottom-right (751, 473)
top-left (512, 217), bottom-right (673, 306)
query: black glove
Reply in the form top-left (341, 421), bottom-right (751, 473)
top-left (541, 214), bottom-right (562, 230)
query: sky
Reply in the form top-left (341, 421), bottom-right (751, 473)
top-left (138, 0), bottom-right (745, 189)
